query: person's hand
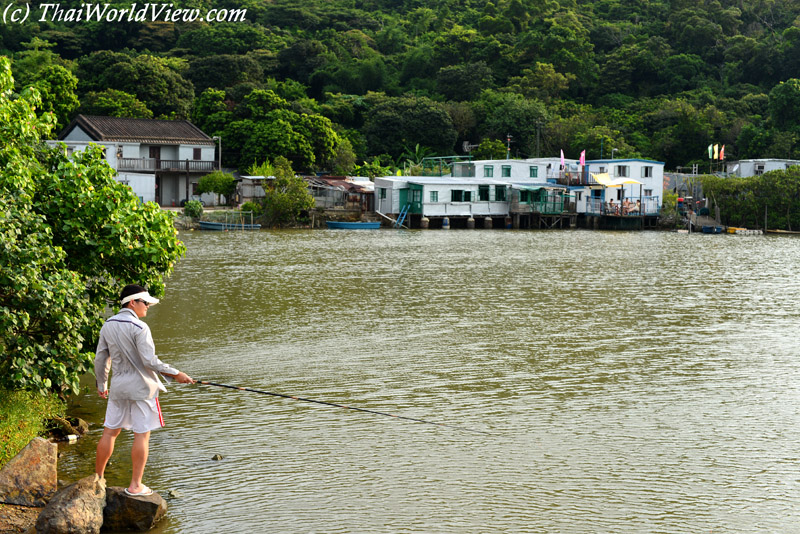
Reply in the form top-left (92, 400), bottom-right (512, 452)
top-left (98, 389), bottom-right (108, 399)
top-left (174, 372), bottom-right (195, 384)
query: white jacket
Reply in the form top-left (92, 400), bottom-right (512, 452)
top-left (95, 308), bottom-right (181, 400)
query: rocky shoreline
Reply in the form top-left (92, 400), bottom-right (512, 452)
top-left (0, 438), bottom-right (167, 534)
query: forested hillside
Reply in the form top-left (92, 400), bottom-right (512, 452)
top-left (3, 0), bottom-right (800, 173)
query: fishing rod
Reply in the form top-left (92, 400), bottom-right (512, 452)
top-left (195, 380), bottom-right (490, 435)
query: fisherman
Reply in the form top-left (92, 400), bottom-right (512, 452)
top-left (94, 284), bottom-right (194, 496)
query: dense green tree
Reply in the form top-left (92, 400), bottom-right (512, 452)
top-left (768, 79), bottom-right (800, 131)
top-left (191, 88), bottom-right (229, 133)
top-left (80, 89), bottom-right (153, 119)
top-left (472, 138), bottom-right (507, 160)
top-left (176, 24), bottom-right (272, 57)
top-left (503, 62), bottom-right (574, 102)
top-left (436, 62), bottom-right (494, 102)
top-left (475, 90), bottom-right (548, 157)
top-left (187, 55), bottom-right (264, 93)
top-left (26, 64), bottom-right (79, 130)
top-left (196, 170), bottom-right (236, 205)
top-left (363, 95), bottom-right (457, 157)
top-left (76, 52), bottom-right (194, 118)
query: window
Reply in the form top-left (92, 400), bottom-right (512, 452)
top-left (479, 185), bottom-right (490, 201)
top-left (430, 191), bottom-right (438, 203)
top-left (495, 186), bottom-right (506, 201)
top-left (484, 166), bottom-right (494, 177)
top-left (451, 190), bottom-right (463, 202)
top-left (193, 148), bottom-right (201, 160)
top-left (755, 164), bottom-right (765, 176)
top-left (644, 189), bottom-right (652, 197)
top-left (411, 190), bottom-right (421, 202)
top-left (520, 190), bottom-right (530, 202)
top-left (616, 165), bottom-right (629, 177)
top-left (576, 192), bottom-right (582, 201)
top-left (642, 166), bottom-right (653, 178)
top-left (598, 166), bottom-right (606, 173)
top-left (502, 165), bottom-right (511, 178)
top-left (529, 166), bottom-right (538, 178)
top-left (379, 188), bottom-right (387, 199)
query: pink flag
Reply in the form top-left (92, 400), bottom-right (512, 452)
top-left (579, 150), bottom-right (586, 166)
top-left (560, 149), bottom-right (565, 169)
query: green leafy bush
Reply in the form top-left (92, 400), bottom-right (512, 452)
top-left (240, 201), bottom-right (263, 216)
top-left (183, 199), bottom-right (204, 219)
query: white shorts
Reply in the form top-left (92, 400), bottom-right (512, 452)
top-left (104, 397), bottom-right (164, 434)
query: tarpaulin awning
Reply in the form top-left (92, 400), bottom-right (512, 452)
top-left (608, 177), bottom-right (644, 187)
top-left (590, 172), bottom-right (612, 186)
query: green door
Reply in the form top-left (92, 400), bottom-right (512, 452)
top-left (409, 184), bottom-right (423, 213)
top-left (398, 188), bottom-right (408, 213)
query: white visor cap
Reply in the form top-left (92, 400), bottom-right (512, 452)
top-left (120, 291), bottom-right (160, 306)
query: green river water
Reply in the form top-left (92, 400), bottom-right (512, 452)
top-left (59, 228), bottom-right (800, 533)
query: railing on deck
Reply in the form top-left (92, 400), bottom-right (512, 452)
top-left (118, 158), bottom-right (218, 172)
top-left (587, 196), bottom-right (660, 216)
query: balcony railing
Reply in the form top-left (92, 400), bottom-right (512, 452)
top-left (586, 196), bottom-right (661, 216)
top-left (118, 158), bottom-right (218, 172)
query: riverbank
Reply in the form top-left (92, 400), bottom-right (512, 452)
top-left (0, 389), bottom-right (63, 469)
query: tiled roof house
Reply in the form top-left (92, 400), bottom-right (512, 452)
top-left (53, 115), bottom-right (220, 206)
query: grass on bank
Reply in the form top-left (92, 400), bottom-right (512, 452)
top-left (0, 388), bottom-right (64, 469)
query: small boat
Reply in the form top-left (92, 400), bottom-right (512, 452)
top-left (701, 225), bottom-right (724, 234)
top-left (325, 221), bottom-right (381, 229)
top-left (198, 220), bottom-right (261, 231)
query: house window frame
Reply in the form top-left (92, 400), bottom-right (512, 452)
top-left (484, 166), bottom-right (494, 178)
top-left (478, 185), bottom-right (490, 201)
top-left (430, 191), bottom-right (438, 203)
top-left (616, 165), bottom-right (629, 177)
top-left (193, 148), bottom-right (202, 160)
top-left (379, 187), bottom-right (387, 199)
top-left (642, 166), bottom-right (653, 178)
top-left (529, 166), bottom-right (538, 178)
top-left (501, 165), bottom-right (511, 178)
top-left (495, 185), bottom-right (506, 201)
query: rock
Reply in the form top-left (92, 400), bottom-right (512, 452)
top-left (102, 487), bottom-right (167, 532)
top-left (69, 418), bottom-right (90, 435)
top-left (167, 489), bottom-right (183, 499)
top-left (35, 474), bottom-right (105, 534)
top-left (211, 454), bottom-right (223, 461)
top-left (0, 438), bottom-right (58, 507)
top-left (0, 502), bottom-right (43, 533)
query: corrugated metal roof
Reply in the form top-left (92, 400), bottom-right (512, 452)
top-left (59, 115), bottom-right (215, 145)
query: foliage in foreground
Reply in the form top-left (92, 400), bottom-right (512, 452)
top-left (0, 57), bottom-right (186, 395)
top-left (0, 388), bottom-right (64, 469)
top-left (701, 166), bottom-right (800, 230)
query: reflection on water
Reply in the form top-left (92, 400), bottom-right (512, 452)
top-left (61, 229), bottom-right (800, 533)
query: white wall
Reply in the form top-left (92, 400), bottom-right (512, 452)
top-left (118, 172), bottom-right (156, 203)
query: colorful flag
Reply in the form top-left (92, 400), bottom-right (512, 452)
top-left (579, 150), bottom-right (586, 166)
top-left (560, 149), bottom-right (565, 169)
top-left (708, 144), bottom-right (713, 159)
top-left (713, 144), bottom-right (719, 159)
top-left (719, 145), bottom-right (725, 160)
